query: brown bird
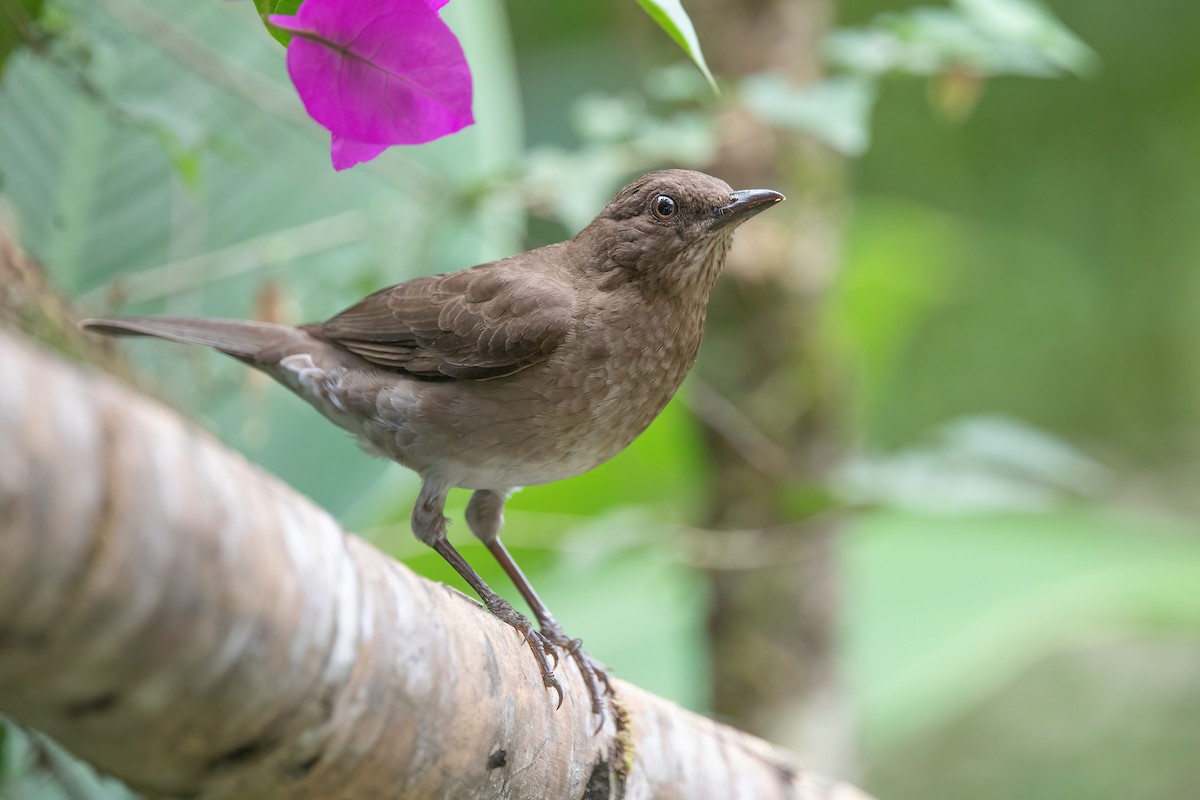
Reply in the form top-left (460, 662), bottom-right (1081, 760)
top-left (80, 169), bottom-right (784, 726)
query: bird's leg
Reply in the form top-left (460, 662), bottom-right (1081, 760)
top-left (485, 534), bottom-right (615, 719)
top-left (412, 482), bottom-right (563, 707)
top-left (466, 490), bottom-right (613, 726)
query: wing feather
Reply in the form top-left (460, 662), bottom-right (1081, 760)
top-left (311, 263), bottom-right (574, 380)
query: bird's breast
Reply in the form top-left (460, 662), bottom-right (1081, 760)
top-left (560, 294), bottom-right (706, 462)
top-left (597, 324), bottom-right (695, 413)
top-left (357, 293), bottom-right (707, 490)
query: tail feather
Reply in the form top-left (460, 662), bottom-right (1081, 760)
top-left (79, 316), bottom-right (297, 360)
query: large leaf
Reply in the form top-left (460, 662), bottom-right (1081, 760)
top-left (843, 507), bottom-right (1200, 750)
top-left (634, 0), bottom-right (718, 94)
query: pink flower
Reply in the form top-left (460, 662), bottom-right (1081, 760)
top-left (270, 0), bottom-right (473, 171)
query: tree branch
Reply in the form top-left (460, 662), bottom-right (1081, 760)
top-left (0, 331), bottom-right (874, 800)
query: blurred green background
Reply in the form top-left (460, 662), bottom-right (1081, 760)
top-left (3, 0), bottom-right (1200, 797)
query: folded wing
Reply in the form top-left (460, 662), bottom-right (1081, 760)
top-left (310, 265), bottom-right (574, 380)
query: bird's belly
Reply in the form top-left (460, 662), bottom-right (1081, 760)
top-left (446, 455), bottom-right (601, 491)
top-left (407, 399), bottom-right (644, 490)
top-left (357, 358), bottom-right (683, 490)
top-left (428, 420), bottom-right (646, 490)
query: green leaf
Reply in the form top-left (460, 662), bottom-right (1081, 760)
top-left (843, 508), bottom-right (1200, 749)
top-left (956, 0), bottom-right (1099, 76)
top-left (634, 0), bottom-right (718, 95)
top-left (0, 0), bottom-right (45, 77)
top-left (741, 74), bottom-right (876, 155)
top-left (253, 0), bottom-right (303, 46)
top-left (827, 0), bottom-right (1097, 80)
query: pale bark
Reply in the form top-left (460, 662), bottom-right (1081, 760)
top-left (0, 331), bottom-right (873, 800)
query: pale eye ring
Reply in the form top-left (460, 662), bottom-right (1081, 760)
top-left (652, 194), bottom-right (678, 220)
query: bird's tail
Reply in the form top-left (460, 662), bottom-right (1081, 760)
top-left (79, 316), bottom-right (301, 361)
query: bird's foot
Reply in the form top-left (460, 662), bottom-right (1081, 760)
top-left (538, 620), bottom-right (613, 732)
top-left (484, 596), bottom-right (564, 708)
top-left (481, 596), bottom-right (611, 730)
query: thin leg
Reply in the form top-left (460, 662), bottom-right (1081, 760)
top-left (412, 482), bottom-right (563, 707)
top-left (465, 490), bottom-right (612, 727)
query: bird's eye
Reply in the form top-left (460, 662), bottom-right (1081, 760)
top-left (652, 194), bottom-right (678, 220)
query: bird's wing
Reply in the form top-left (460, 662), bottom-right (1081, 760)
top-left (312, 264), bottom-right (575, 380)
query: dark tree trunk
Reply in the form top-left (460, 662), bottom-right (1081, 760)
top-left (689, 0), bottom-right (857, 776)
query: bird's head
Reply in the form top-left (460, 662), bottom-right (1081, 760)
top-left (579, 169), bottom-right (784, 297)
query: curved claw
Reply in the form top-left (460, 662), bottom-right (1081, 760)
top-left (543, 639), bottom-right (560, 670)
top-left (482, 597), bottom-right (565, 707)
top-left (530, 620), bottom-right (614, 731)
top-left (522, 629), bottom-right (563, 707)
top-left (481, 597), bottom-right (612, 727)
top-left (533, 647), bottom-right (564, 709)
top-left (571, 652), bottom-right (609, 724)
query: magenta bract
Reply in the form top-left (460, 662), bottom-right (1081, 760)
top-left (330, 136), bottom-right (390, 171)
top-left (270, 0), bottom-right (473, 170)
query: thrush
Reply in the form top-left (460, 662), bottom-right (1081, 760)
top-left (80, 169), bottom-right (784, 727)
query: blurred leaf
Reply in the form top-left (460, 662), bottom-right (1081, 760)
top-left (825, 199), bottom-right (964, 434)
top-left (524, 144), bottom-right (630, 231)
top-left (634, 0), bottom-right (718, 95)
top-left (523, 85), bottom-right (717, 232)
top-left (844, 508), bottom-right (1200, 750)
top-left (642, 62), bottom-right (711, 104)
top-left (0, 724), bottom-right (139, 799)
top-left (253, 0), bottom-right (302, 46)
top-left (628, 110), bottom-right (715, 162)
top-left (955, 0), bottom-right (1098, 76)
top-left (867, 638), bottom-right (1200, 800)
top-left (827, 0), bottom-right (1097, 80)
top-left (0, 0), bottom-right (44, 77)
top-left (741, 73), bottom-right (876, 155)
top-left (115, 95), bottom-right (211, 192)
top-left (837, 415), bottom-right (1109, 515)
top-left (571, 92), bottom-right (643, 142)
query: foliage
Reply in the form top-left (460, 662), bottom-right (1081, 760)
top-left (850, 506), bottom-right (1200, 708)
top-left (829, 0), bottom-right (1097, 79)
top-left (740, 0), bottom-right (1095, 154)
top-left (0, 0), bottom-right (45, 77)
top-left (251, 0), bottom-right (301, 46)
top-left (634, 0), bottom-right (718, 93)
top-left (0, 728), bottom-right (137, 799)
top-left (742, 74), bottom-right (877, 155)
